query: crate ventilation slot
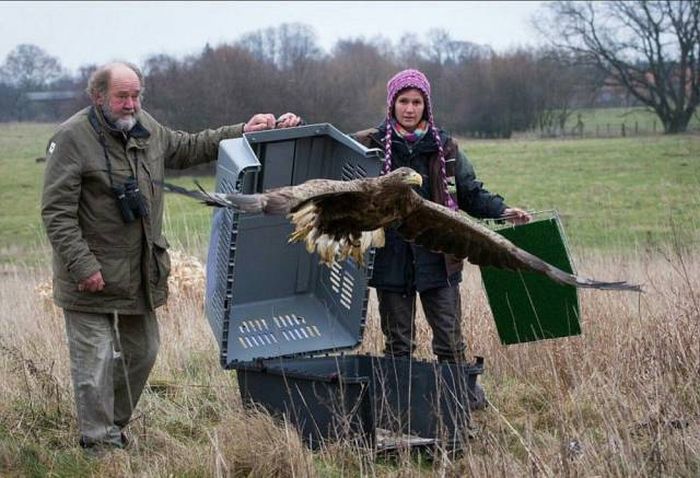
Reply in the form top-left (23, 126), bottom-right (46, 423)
top-left (341, 162), bottom-right (369, 181)
top-left (236, 314), bottom-right (322, 349)
top-left (329, 263), bottom-right (355, 310)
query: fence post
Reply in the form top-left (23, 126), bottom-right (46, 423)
top-left (635, 121), bottom-right (638, 135)
top-left (621, 123), bottom-right (626, 137)
top-left (653, 120), bottom-right (656, 133)
top-left (607, 123), bottom-right (610, 136)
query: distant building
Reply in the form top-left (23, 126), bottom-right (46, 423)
top-left (592, 78), bottom-right (640, 107)
top-left (25, 90), bottom-right (81, 101)
top-left (22, 90), bottom-right (86, 121)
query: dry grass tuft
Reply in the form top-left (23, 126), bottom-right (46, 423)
top-left (165, 249), bottom-right (206, 309)
top-left (209, 406), bottom-right (317, 477)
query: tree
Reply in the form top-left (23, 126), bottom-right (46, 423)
top-left (326, 39), bottom-right (396, 131)
top-left (237, 23), bottom-right (321, 71)
top-left (426, 28), bottom-right (491, 66)
top-left (0, 82), bottom-right (17, 121)
top-left (0, 44), bottom-right (65, 120)
top-left (0, 43), bottom-right (63, 89)
top-left (531, 49), bottom-right (588, 136)
top-left (542, 0), bottom-right (700, 133)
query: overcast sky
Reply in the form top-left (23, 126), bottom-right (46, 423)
top-left (1, 1), bottom-right (545, 74)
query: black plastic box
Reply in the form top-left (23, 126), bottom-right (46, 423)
top-left (237, 355), bottom-right (484, 449)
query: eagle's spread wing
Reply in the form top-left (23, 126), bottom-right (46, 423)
top-left (158, 177), bottom-right (389, 264)
top-left (397, 192), bottom-right (641, 291)
top-left (157, 178), bottom-right (371, 214)
top-left (158, 171), bottom-right (641, 292)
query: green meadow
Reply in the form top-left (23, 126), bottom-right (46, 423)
top-left (2, 121), bottom-right (697, 265)
top-left (463, 134), bottom-right (700, 250)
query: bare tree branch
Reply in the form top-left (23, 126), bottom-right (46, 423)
top-left (540, 0), bottom-right (700, 133)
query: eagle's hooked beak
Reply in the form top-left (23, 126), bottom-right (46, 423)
top-left (405, 171), bottom-right (423, 187)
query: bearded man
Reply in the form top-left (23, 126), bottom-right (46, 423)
top-left (40, 61), bottom-right (300, 452)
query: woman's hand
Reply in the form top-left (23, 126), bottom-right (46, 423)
top-left (502, 207), bottom-right (532, 225)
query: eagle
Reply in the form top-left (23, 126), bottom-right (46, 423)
top-left (159, 167), bottom-right (641, 292)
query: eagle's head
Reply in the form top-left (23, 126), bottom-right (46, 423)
top-left (387, 167), bottom-right (423, 188)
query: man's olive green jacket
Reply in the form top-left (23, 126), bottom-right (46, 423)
top-left (41, 107), bottom-right (243, 314)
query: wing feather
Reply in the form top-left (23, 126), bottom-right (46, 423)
top-left (158, 177), bottom-right (367, 214)
top-left (398, 193), bottom-right (641, 292)
top-left (156, 180), bottom-right (235, 208)
top-left (268, 178), bottom-right (366, 214)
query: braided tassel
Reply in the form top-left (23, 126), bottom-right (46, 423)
top-left (382, 117), bottom-right (393, 175)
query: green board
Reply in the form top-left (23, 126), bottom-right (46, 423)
top-left (479, 215), bottom-right (581, 345)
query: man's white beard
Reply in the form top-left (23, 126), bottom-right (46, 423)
top-left (102, 104), bottom-right (137, 132)
top-left (114, 116), bottom-right (137, 132)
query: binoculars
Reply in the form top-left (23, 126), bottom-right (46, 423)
top-left (112, 176), bottom-right (149, 223)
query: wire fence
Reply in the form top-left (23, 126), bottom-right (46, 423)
top-left (535, 118), bottom-right (700, 139)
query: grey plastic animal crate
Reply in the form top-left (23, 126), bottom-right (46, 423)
top-left (204, 124), bottom-right (484, 450)
top-left (205, 124), bottom-right (383, 367)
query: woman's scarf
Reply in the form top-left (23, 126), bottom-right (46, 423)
top-left (390, 118), bottom-right (429, 143)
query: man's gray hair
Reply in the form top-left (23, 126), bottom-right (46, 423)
top-left (86, 62), bottom-right (145, 102)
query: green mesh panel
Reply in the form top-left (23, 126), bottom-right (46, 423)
top-left (479, 216), bottom-right (581, 345)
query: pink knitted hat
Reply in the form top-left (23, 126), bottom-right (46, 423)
top-left (383, 69), bottom-right (456, 209)
top-left (386, 68), bottom-right (432, 118)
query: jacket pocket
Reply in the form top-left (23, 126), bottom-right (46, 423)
top-left (94, 249), bottom-right (132, 297)
top-left (151, 237), bottom-right (171, 304)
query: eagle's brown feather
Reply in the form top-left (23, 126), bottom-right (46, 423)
top-left (160, 167), bottom-right (641, 292)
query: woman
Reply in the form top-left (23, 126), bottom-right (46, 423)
top-left (353, 69), bottom-right (530, 363)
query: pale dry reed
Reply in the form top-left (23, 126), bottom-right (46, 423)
top-left (1, 245), bottom-right (698, 476)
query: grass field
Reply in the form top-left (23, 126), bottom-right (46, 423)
top-left (1, 121), bottom-right (699, 476)
top-left (0, 123), bottom-right (57, 265)
top-left (463, 134), bottom-right (700, 250)
top-left (1, 122), bottom-right (698, 265)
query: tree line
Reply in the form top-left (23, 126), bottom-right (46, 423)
top-left (1, 1), bottom-right (698, 135)
top-left (0, 27), bottom-right (603, 138)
